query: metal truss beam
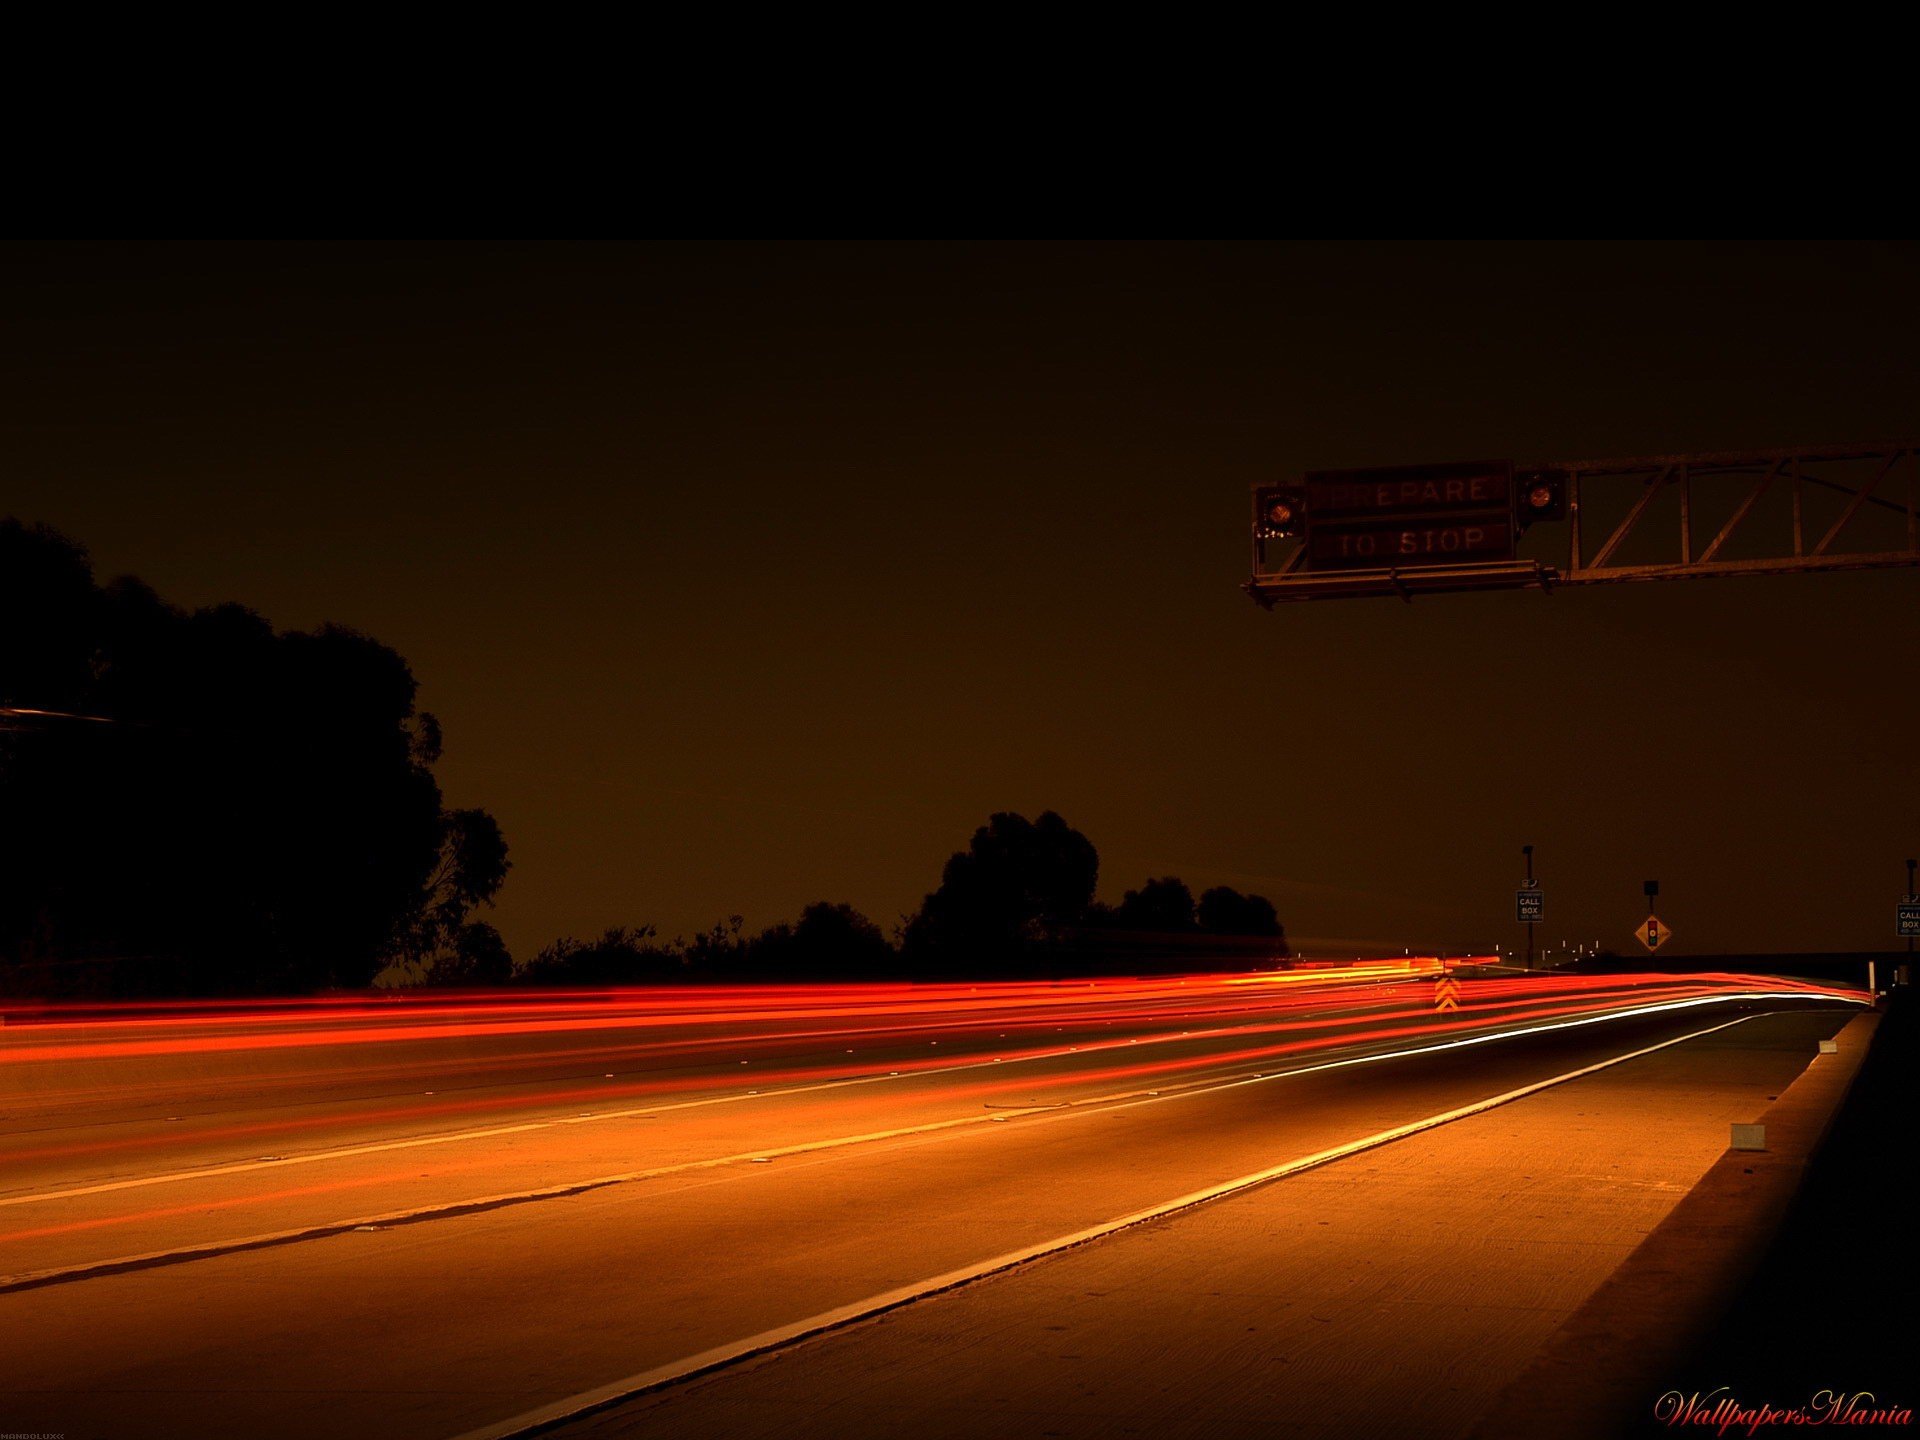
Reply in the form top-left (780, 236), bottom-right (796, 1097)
top-left (1247, 442), bottom-right (1920, 605)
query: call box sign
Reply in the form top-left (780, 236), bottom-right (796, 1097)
top-left (1301, 460), bottom-right (1518, 572)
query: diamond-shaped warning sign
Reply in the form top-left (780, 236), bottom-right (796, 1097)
top-left (1636, 915), bottom-right (1672, 952)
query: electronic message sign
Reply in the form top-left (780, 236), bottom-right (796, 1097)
top-left (1299, 460), bottom-right (1516, 572)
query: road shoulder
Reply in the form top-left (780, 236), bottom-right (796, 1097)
top-left (561, 1008), bottom-right (1853, 1440)
top-left (1471, 1007), bottom-right (1881, 1440)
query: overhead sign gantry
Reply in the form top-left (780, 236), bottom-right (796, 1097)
top-left (1247, 442), bottom-right (1920, 604)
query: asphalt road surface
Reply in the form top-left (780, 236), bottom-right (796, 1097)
top-left (0, 967), bottom-right (1864, 1440)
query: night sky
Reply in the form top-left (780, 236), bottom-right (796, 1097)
top-left (5, 241), bottom-right (1916, 959)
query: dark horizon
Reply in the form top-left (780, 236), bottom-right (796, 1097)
top-left (5, 240), bottom-right (1917, 961)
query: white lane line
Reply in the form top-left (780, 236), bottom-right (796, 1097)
top-left (0, 1053), bottom-right (1355, 1292)
top-left (0, 987), bottom-right (1844, 1209)
top-left (0, 994), bottom-right (1847, 1299)
top-left (448, 1014), bottom-right (1766, 1440)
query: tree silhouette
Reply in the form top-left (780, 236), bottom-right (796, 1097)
top-left (1197, 886), bottom-right (1288, 950)
top-left (746, 902), bottom-right (894, 980)
top-left (517, 825), bottom-right (1291, 988)
top-left (1112, 877), bottom-right (1198, 933)
top-left (901, 810), bottom-right (1099, 975)
top-left (405, 809), bottom-right (512, 981)
top-left (0, 518), bottom-right (508, 996)
top-left (425, 922), bottom-right (515, 987)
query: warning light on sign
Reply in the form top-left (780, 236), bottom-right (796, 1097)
top-left (1516, 471), bottom-right (1568, 527)
top-left (1255, 486), bottom-right (1306, 539)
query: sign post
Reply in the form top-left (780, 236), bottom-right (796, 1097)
top-left (1896, 859), bottom-right (1919, 994)
top-left (1636, 879), bottom-right (1669, 953)
top-left (1516, 844), bottom-right (1541, 968)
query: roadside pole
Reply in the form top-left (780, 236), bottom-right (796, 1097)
top-left (1515, 846), bottom-right (1543, 970)
top-left (1908, 857), bottom-right (1916, 970)
top-left (1524, 845), bottom-right (1534, 970)
top-left (1634, 880), bottom-right (1670, 957)
top-left (1896, 857), bottom-right (1918, 991)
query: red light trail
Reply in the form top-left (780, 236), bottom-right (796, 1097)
top-left (0, 958), bottom-right (1871, 1440)
top-left (2, 965), bottom-right (1862, 1178)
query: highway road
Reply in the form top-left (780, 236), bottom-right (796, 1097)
top-left (0, 965), bottom-right (1867, 1440)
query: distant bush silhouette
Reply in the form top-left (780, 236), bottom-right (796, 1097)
top-left (519, 827), bottom-right (1292, 988)
top-left (510, 814), bottom-right (1297, 990)
top-left (519, 926), bottom-right (684, 986)
top-left (521, 905), bottom-right (894, 986)
top-left (0, 518), bottom-right (508, 996)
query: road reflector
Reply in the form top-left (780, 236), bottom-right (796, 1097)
top-left (1731, 1123), bottom-right (1766, 1151)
